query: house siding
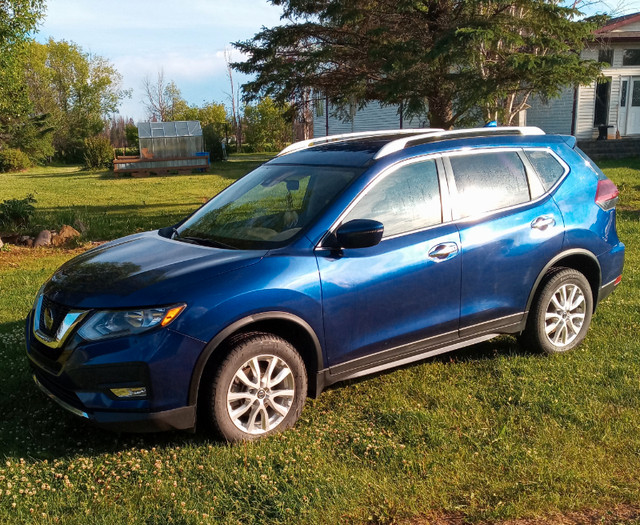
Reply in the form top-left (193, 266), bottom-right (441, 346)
top-left (525, 88), bottom-right (574, 135)
top-left (312, 100), bottom-right (427, 138)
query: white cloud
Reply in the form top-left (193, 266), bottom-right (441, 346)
top-left (38, 0), bottom-right (283, 119)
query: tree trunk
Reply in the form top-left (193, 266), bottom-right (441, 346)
top-left (427, 93), bottom-right (455, 130)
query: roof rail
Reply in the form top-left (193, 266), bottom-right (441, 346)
top-left (373, 126), bottom-right (546, 159)
top-left (277, 128), bottom-right (444, 157)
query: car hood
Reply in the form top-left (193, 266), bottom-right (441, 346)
top-left (44, 231), bottom-right (266, 308)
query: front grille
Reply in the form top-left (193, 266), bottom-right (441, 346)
top-left (29, 336), bottom-right (64, 370)
top-left (39, 296), bottom-right (71, 338)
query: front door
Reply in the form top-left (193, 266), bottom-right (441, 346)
top-left (317, 158), bottom-right (462, 369)
top-left (626, 77), bottom-right (640, 135)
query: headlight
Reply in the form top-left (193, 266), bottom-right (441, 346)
top-left (77, 304), bottom-right (186, 341)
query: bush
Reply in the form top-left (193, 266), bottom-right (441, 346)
top-left (83, 136), bottom-right (114, 170)
top-left (114, 147), bottom-right (139, 157)
top-left (202, 124), bottom-right (226, 162)
top-left (0, 148), bottom-right (32, 172)
top-left (0, 194), bottom-right (37, 230)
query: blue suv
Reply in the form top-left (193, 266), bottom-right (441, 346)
top-left (26, 127), bottom-right (625, 441)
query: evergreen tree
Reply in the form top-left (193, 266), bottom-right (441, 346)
top-left (234, 0), bottom-right (605, 129)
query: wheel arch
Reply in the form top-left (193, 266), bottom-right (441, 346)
top-left (525, 249), bottom-right (602, 319)
top-left (188, 312), bottom-right (324, 407)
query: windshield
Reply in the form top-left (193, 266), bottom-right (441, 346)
top-left (176, 164), bottom-right (362, 249)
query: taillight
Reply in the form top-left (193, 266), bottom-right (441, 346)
top-left (595, 179), bottom-right (619, 211)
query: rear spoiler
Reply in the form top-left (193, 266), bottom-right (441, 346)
top-left (560, 135), bottom-right (577, 149)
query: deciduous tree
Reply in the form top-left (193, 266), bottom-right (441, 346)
top-left (0, 0), bottom-right (45, 141)
top-left (244, 97), bottom-right (291, 151)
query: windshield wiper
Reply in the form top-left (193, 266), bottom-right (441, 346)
top-left (176, 236), bottom-right (236, 250)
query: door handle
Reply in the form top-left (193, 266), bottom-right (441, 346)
top-left (428, 242), bottom-right (458, 261)
top-left (531, 216), bottom-right (556, 231)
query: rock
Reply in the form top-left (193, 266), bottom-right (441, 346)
top-left (0, 237), bottom-right (3, 249)
top-left (33, 230), bottom-right (52, 247)
top-left (73, 219), bottom-right (88, 233)
top-left (51, 224), bottom-right (81, 246)
top-left (18, 235), bottom-right (31, 246)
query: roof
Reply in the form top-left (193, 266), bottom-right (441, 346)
top-left (137, 121), bottom-right (202, 139)
top-left (270, 127), bottom-right (551, 167)
top-left (595, 12), bottom-right (640, 41)
top-left (596, 12), bottom-right (640, 33)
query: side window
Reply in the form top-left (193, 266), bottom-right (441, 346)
top-left (344, 160), bottom-right (442, 238)
top-left (525, 150), bottom-right (566, 191)
top-left (449, 151), bottom-right (530, 218)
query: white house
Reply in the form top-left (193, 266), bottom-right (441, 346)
top-left (313, 13), bottom-right (640, 140)
top-left (527, 12), bottom-right (640, 139)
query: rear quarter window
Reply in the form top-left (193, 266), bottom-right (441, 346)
top-left (525, 150), bottom-right (566, 190)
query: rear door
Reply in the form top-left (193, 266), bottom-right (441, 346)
top-left (316, 157), bottom-right (462, 370)
top-left (444, 148), bottom-right (565, 336)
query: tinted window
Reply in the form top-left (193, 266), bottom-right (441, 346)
top-left (449, 151), bottom-right (530, 218)
top-left (525, 150), bottom-right (566, 191)
top-left (179, 164), bottom-right (360, 249)
top-left (345, 160), bottom-right (441, 238)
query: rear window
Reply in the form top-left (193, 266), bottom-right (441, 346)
top-left (449, 151), bottom-right (530, 218)
top-left (525, 150), bottom-right (566, 190)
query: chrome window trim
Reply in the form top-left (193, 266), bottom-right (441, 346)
top-left (443, 147), bottom-right (570, 224)
top-left (33, 294), bottom-right (89, 349)
top-left (316, 145), bottom-right (571, 249)
top-left (521, 146), bottom-right (570, 194)
top-left (317, 153), bottom-right (447, 248)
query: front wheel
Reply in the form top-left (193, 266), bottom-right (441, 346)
top-left (205, 333), bottom-right (307, 442)
top-left (522, 268), bottom-right (594, 355)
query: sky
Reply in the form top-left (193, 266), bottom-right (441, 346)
top-left (35, 0), bottom-right (285, 121)
top-left (35, 0), bottom-right (640, 122)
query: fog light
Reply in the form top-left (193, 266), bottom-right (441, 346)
top-left (110, 386), bottom-right (147, 399)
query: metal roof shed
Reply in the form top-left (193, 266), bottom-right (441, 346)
top-left (138, 121), bottom-right (204, 159)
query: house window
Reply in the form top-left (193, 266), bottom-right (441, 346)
top-left (315, 95), bottom-right (324, 118)
top-left (633, 82), bottom-right (640, 107)
top-left (621, 80), bottom-right (628, 107)
top-left (594, 78), bottom-right (611, 126)
top-left (598, 48), bottom-right (614, 65)
top-left (622, 49), bottom-right (640, 66)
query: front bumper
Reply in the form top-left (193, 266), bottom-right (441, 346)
top-left (26, 308), bottom-right (206, 433)
top-left (33, 371), bottom-right (196, 432)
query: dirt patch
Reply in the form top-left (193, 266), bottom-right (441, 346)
top-left (406, 504), bottom-right (640, 525)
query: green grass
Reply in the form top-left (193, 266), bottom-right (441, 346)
top-left (0, 157), bottom-right (639, 524)
top-left (0, 154), bottom-right (273, 241)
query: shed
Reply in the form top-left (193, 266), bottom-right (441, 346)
top-left (114, 120), bottom-right (209, 176)
top-left (138, 121), bottom-right (204, 158)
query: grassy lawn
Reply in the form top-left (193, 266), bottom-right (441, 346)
top-left (0, 156), bottom-right (639, 524)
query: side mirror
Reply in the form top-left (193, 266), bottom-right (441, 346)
top-left (335, 219), bottom-right (384, 249)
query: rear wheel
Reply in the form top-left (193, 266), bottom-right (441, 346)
top-left (205, 333), bottom-right (307, 442)
top-left (522, 268), bottom-right (593, 354)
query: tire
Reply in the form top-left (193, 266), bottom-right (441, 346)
top-left (204, 332), bottom-right (307, 442)
top-left (522, 268), bottom-right (594, 355)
